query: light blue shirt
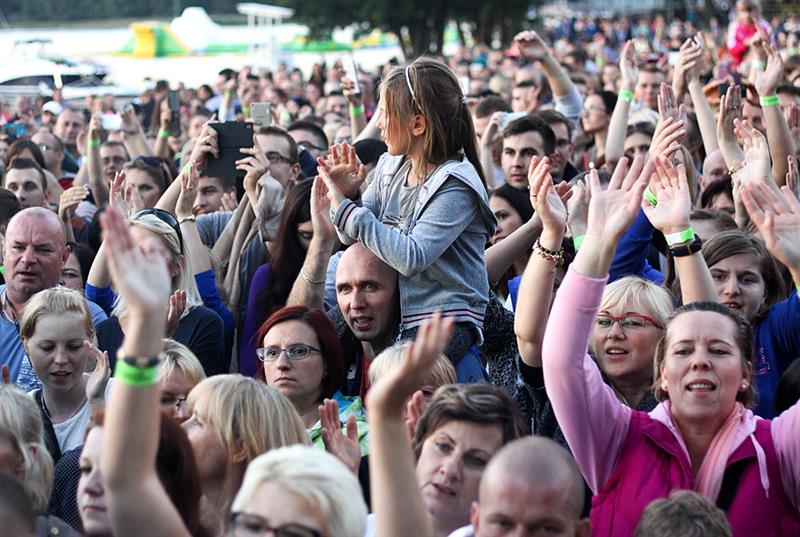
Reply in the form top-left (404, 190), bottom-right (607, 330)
top-left (1, 285), bottom-right (108, 392)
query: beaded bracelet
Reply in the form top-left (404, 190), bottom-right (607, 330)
top-left (533, 238), bottom-right (564, 272)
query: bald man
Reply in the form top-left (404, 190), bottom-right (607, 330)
top-left (1, 208), bottom-right (106, 391)
top-left (468, 436), bottom-right (590, 537)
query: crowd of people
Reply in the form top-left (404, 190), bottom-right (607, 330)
top-left (0, 0), bottom-right (800, 535)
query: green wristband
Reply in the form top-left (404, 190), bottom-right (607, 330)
top-left (665, 226), bottom-right (695, 246)
top-left (87, 139), bottom-right (100, 148)
top-left (157, 128), bottom-right (170, 139)
top-left (350, 104), bottom-right (364, 116)
top-left (114, 360), bottom-right (159, 387)
top-left (242, 106), bottom-right (250, 117)
top-left (644, 187), bottom-right (658, 207)
top-left (573, 235), bottom-right (586, 250)
top-left (619, 89), bottom-right (634, 103)
top-left (182, 163), bottom-right (191, 175)
top-left (759, 95), bottom-right (779, 107)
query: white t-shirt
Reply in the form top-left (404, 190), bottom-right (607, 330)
top-left (30, 378), bottom-right (114, 453)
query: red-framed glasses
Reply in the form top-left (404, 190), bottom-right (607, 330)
top-left (595, 313), bottom-right (663, 330)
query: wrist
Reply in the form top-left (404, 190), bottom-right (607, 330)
top-left (157, 128), bottom-right (170, 139)
top-left (349, 104), bottom-right (364, 116)
top-left (759, 94), bottom-right (779, 107)
top-left (539, 228), bottom-right (565, 251)
top-left (619, 88), bottom-right (634, 103)
top-left (87, 138), bottom-right (100, 148)
top-left (121, 316), bottom-right (166, 355)
top-left (664, 225), bottom-right (694, 245)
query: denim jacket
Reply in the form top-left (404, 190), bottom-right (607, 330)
top-left (332, 153), bottom-right (495, 339)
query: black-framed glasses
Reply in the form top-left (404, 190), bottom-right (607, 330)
top-left (228, 512), bottom-right (322, 537)
top-left (132, 208), bottom-right (184, 254)
top-left (160, 395), bottom-right (188, 410)
top-left (265, 151), bottom-right (294, 165)
top-left (256, 344), bottom-right (320, 362)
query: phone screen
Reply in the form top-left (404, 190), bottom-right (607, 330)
top-left (343, 57), bottom-right (360, 94)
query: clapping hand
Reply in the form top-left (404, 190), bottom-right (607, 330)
top-left (317, 142), bottom-right (367, 201)
top-left (528, 156), bottom-right (568, 235)
top-left (310, 175), bottom-right (336, 244)
top-left (620, 41), bottom-right (639, 90)
top-left (319, 398), bottom-right (361, 474)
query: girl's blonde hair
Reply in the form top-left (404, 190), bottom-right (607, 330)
top-left (232, 446), bottom-right (367, 537)
top-left (158, 338), bottom-right (206, 385)
top-left (0, 384), bottom-right (53, 512)
top-left (369, 341), bottom-right (456, 389)
top-left (112, 213), bottom-right (202, 318)
top-left (20, 287), bottom-right (94, 342)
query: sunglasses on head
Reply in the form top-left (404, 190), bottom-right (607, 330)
top-left (133, 208), bottom-right (184, 254)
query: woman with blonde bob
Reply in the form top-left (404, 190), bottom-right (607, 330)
top-left (88, 210), bottom-right (226, 375)
top-left (182, 374), bottom-right (309, 535)
top-left (229, 445), bottom-right (367, 537)
top-left (368, 341), bottom-right (456, 400)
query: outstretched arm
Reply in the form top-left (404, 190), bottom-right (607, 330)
top-left (515, 157), bottom-right (567, 368)
top-left (367, 313), bottom-right (454, 537)
top-left (99, 206), bottom-right (190, 537)
top-left (754, 43), bottom-right (794, 186)
top-left (604, 41), bottom-right (638, 169)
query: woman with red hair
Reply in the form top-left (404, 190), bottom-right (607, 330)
top-left (257, 305), bottom-right (369, 458)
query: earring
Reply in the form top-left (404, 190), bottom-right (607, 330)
top-left (660, 382), bottom-right (668, 391)
top-left (740, 382), bottom-right (748, 391)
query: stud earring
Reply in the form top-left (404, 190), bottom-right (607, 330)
top-left (661, 382), bottom-right (668, 391)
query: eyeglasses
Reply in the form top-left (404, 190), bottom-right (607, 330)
top-left (256, 344), bottom-right (320, 362)
top-left (134, 155), bottom-right (165, 168)
top-left (265, 151), bottom-right (294, 165)
top-left (160, 395), bottom-right (188, 410)
top-left (595, 314), bottom-right (663, 330)
top-left (228, 512), bottom-right (322, 537)
top-left (132, 208), bottom-right (184, 254)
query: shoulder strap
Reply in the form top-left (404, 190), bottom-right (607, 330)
top-left (716, 461), bottom-right (746, 513)
top-left (33, 389), bottom-right (62, 463)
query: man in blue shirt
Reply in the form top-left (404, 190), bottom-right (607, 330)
top-left (1, 207), bottom-right (106, 391)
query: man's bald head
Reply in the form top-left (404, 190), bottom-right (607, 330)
top-left (701, 150), bottom-right (728, 190)
top-left (472, 437), bottom-right (589, 537)
top-left (336, 243), bottom-right (399, 350)
top-left (4, 208), bottom-right (69, 303)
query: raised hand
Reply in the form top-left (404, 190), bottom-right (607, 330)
top-left (100, 206), bottom-right (171, 316)
top-left (642, 156), bottom-right (692, 234)
top-left (366, 312), bottom-right (455, 417)
top-left (740, 181), bottom-right (800, 273)
top-left (85, 342), bottom-right (110, 404)
top-left (58, 184), bottom-right (89, 222)
top-left (165, 289), bottom-right (187, 337)
top-left (311, 175), bottom-right (336, 244)
top-left (528, 156), bottom-right (567, 234)
top-left (109, 170), bottom-right (130, 217)
top-left (188, 120), bottom-right (219, 171)
top-left (649, 116), bottom-right (685, 161)
top-left (317, 142), bottom-right (367, 200)
top-left (717, 84), bottom-right (743, 145)
top-left (754, 43), bottom-right (784, 98)
top-left (620, 40), bottom-right (639, 90)
top-left (340, 76), bottom-right (362, 106)
top-left (567, 179), bottom-right (590, 238)
top-left (123, 183), bottom-right (145, 215)
top-left (176, 163), bottom-right (199, 220)
top-left (319, 398), bottom-right (361, 474)
top-left (119, 104), bottom-right (142, 135)
top-left (784, 104), bottom-right (800, 140)
top-left (237, 137), bottom-right (270, 192)
top-left (220, 191), bottom-right (239, 212)
top-left (513, 30), bottom-right (551, 62)
top-left (586, 156), bottom-right (650, 241)
top-left (480, 111), bottom-right (505, 149)
top-left (787, 155), bottom-right (800, 199)
top-left (734, 118), bottom-right (772, 184)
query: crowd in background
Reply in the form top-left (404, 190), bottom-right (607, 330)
top-left (0, 1), bottom-right (799, 536)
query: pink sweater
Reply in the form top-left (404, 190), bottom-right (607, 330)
top-left (541, 267), bottom-right (800, 506)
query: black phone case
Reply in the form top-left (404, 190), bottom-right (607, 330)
top-left (206, 122), bottom-right (254, 178)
